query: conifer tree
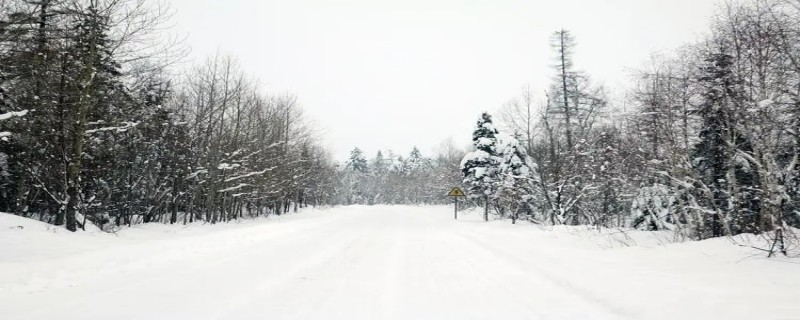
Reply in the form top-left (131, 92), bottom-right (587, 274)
top-left (497, 135), bottom-right (537, 224)
top-left (461, 112), bottom-right (501, 221)
top-left (370, 151), bottom-right (388, 175)
top-left (346, 147), bottom-right (368, 173)
top-left (691, 51), bottom-right (760, 238)
top-left (344, 147), bottom-right (368, 204)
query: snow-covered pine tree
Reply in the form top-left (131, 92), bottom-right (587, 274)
top-left (692, 52), bottom-right (733, 238)
top-left (691, 51), bottom-right (760, 238)
top-left (370, 151), bottom-right (389, 175)
top-left (461, 112), bottom-right (501, 221)
top-left (0, 0), bottom-right (71, 219)
top-left (589, 128), bottom-right (628, 227)
top-left (407, 146), bottom-right (424, 170)
top-left (60, 1), bottom-right (124, 231)
top-left (497, 134), bottom-right (537, 224)
top-left (406, 146), bottom-right (431, 203)
top-left (344, 147), bottom-right (369, 204)
top-left (346, 147), bottom-right (369, 173)
top-left (365, 151), bottom-right (388, 204)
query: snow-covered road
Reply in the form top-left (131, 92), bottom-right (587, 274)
top-left (1, 206), bottom-right (798, 320)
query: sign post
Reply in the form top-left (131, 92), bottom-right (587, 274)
top-left (454, 197), bottom-right (458, 220)
top-left (447, 187), bottom-right (466, 219)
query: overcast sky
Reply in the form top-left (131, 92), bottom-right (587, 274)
top-left (168, 0), bottom-right (719, 161)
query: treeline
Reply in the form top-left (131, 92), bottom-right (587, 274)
top-left (466, 0), bottom-right (800, 254)
top-left (0, 0), bottom-right (338, 231)
top-left (334, 143), bottom-right (465, 205)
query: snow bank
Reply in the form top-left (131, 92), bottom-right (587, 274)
top-left (0, 208), bottom-right (335, 292)
top-left (453, 208), bottom-right (800, 320)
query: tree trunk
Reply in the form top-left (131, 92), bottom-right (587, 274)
top-left (558, 30), bottom-right (574, 150)
top-left (512, 208), bottom-right (517, 224)
top-left (64, 107), bottom-right (88, 232)
top-left (483, 194), bottom-right (489, 222)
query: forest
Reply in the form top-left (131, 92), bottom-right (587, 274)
top-left (1, 0), bottom-right (799, 255)
top-left (341, 0), bottom-right (800, 255)
top-left (457, 0), bottom-right (800, 255)
top-left (0, 0), bottom-right (344, 231)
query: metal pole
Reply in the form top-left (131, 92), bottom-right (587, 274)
top-left (454, 197), bottom-right (458, 220)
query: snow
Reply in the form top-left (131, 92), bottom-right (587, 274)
top-left (224, 167), bottom-right (277, 182)
top-left (476, 137), bottom-right (494, 148)
top-left (84, 121), bottom-right (139, 134)
top-left (481, 121), bottom-right (497, 132)
top-left (0, 110), bottom-right (28, 140)
top-left (218, 183), bottom-right (249, 193)
top-left (0, 110), bottom-right (28, 121)
top-left (473, 167), bottom-right (487, 178)
top-left (184, 168), bottom-right (208, 180)
top-left (217, 163), bottom-right (240, 170)
top-left (1, 206), bottom-right (798, 320)
top-left (459, 150), bottom-right (490, 169)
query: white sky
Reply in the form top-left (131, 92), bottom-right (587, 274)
top-left (168, 0), bottom-right (719, 161)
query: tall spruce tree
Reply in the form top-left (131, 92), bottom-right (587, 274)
top-left (346, 147), bottom-right (368, 173)
top-left (344, 147), bottom-right (368, 204)
top-left (691, 51), bottom-right (760, 238)
top-left (461, 112), bottom-right (501, 221)
top-left (497, 134), bottom-right (536, 224)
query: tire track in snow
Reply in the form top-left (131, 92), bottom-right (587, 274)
top-left (451, 225), bottom-right (635, 319)
top-left (4, 212), bottom-right (360, 320)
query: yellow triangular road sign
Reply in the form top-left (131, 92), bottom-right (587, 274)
top-left (448, 187), bottom-right (466, 197)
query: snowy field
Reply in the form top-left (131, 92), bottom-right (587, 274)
top-left (1, 205), bottom-right (799, 320)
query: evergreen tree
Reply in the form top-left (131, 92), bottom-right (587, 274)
top-left (407, 146), bottom-right (423, 170)
top-left (61, 1), bottom-right (125, 231)
top-left (370, 151), bottom-right (389, 175)
top-left (691, 51), bottom-right (760, 238)
top-left (346, 147), bottom-right (368, 173)
top-left (0, 0), bottom-right (70, 220)
top-left (344, 147), bottom-right (368, 204)
top-left (461, 112), bottom-right (501, 221)
top-left (405, 146), bottom-right (429, 202)
top-left (0, 0), bottom-right (342, 230)
top-left (692, 52), bottom-right (734, 236)
top-left (366, 151), bottom-right (388, 204)
top-left (497, 134), bottom-right (537, 224)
